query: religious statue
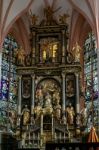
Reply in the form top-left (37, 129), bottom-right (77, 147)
top-left (72, 42), bottom-right (82, 62)
top-left (66, 103), bottom-right (75, 125)
top-left (44, 6), bottom-right (55, 25)
top-left (54, 98), bottom-right (61, 119)
top-left (17, 46), bottom-right (25, 66)
top-left (59, 13), bottom-right (69, 24)
top-left (36, 86), bottom-right (43, 106)
top-left (44, 92), bottom-right (52, 108)
top-left (9, 110), bottom-right (17, 129)
top-left (22, 105), bottom-right (30, 125)
top-left (33, 102), bottom-right (42, 119)
top-left (30, 14), bottom-right (38, 25)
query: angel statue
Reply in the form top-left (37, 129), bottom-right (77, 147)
top-left (72, 42), bottom-right (82, 63)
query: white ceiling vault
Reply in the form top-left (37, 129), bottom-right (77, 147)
top-left (0, 0), bottom-right (99, 51)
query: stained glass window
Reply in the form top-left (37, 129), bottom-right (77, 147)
top-left (0, 35), bottom-right (19, 128)
top-left (84, 33), bottom-right (98, 101)
top-left (84, 33), bottom-right (99, 130)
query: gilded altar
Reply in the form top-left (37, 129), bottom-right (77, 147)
top-left (15, 7), bottom-right (82, 149)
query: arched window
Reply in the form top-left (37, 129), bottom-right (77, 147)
top-left (84, 33), bottom-right (98, 129)
top-left (84, 33), bottom-right (98, 101)
top-left (0, 35), bottom-right (19, 127)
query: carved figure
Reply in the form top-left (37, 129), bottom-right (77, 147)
top-left (36, 86), bottom-right (43, 106)
top-left (17, 46), bottom-right (25, 66)
top-left (59, 13), bottom-right (69, 24)
top-left (66, 103), bottom-right (75, 125)
top-left (72, 42), bottom-right (82, 62)
top-left (30, 14), bottom-right (38, 25)
top-left (22, 105), bottom-right (30, 125)
top-left (44, 92), bottom-right (52, 108)
top-left (9, 110), bottom-right (17, 128)
top-left (54, 99), bottom-right (61, 119)
top-left (44, 6), bottom-right (54, 25)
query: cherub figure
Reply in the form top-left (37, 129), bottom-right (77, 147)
top-left (72, 42), bottom-right (82, 62)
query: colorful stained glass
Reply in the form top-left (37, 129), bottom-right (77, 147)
top-left (0, 35), bottom-right (19, 128)
top-left (84, 33), bottom-right (98, 130)
top-left (84, 33), bottom-right (98, 101)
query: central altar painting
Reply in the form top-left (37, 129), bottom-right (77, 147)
top-left (35, 79), bottom-right (61, 110)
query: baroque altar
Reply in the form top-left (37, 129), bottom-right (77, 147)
top-left (15, 7), bottom-right (82, 149)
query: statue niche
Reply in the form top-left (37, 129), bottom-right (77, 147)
top-left (35, 78), bottom-right (61, 117)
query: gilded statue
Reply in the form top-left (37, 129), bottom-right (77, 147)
top-left (44, 6), bottom-right (54, 25)
top-left (72, 42), bottom-right (82, 62)
top-left (43, 5), bottom-right (61, 25)
top-left (54, 98), bottom-right (61, 119)
top-left (30, 13), bottom-right (38, 25)
top-left (59, 13), bottom-right (69, 24)
top-left (17, 46), bottom-right (25, 66)
top-left (22, 105), bottom-right (30, 125)
top-left (66, 103), bottom-right (75, 125)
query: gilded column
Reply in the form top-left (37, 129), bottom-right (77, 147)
top-left (75, 73), bottom-right (80, 113)
top-left (62, 30), bottom-right (66, 63)
top-left (31, 74), bottom-right (35, 114)
top-left (62, 72), bottom-right (66, 112)
top-left (18, 75), bottom-right (22, 115)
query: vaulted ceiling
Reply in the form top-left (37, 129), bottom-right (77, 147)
top-left (0, 0), bottom-right (99, 51)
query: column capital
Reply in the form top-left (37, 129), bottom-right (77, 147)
top-left (18, 75), bottom-right (22, 80)
top-left (31, 74), bottom-right (35, 79)
top-left (75, 72), bottom-right (79, 77)
top-left (32, 31), bottom-right (36, 36)
top-left (62, 72), bottom-right (66, 78)
top-left (62, 30), bottom-right (65, 35)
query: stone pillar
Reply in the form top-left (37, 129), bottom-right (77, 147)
top-left (31, 74), bottom-right (35, 114)
top-left (52, 113), bottom-right (54, 140)
top-left (40, 111), bottom-right (43, 147)
top-left (17, 75), bottom-right (22, 115)
top-left (75, 73), bottom-right (80, 113)
top-left (62, 30), bottom-right (66, 63)
top-left (62, 72), bottom-right (66, 113)
top-left (32, 31), bottom-right (36, 65)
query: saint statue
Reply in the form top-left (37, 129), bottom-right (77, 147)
top-left (22, 105), bottom-right (30, 125)
top-left (66, 103), bottom-right (75, 125)
top-left (44, 92), bottom-right (52, 108)
top-left (72, 42), bottom-right (82, 62)
top-left (17, 46), bottom-right (25, 66)
top-left (44, 6), bottom-right (54, 25)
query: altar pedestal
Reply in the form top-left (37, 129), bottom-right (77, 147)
top-left (0, 132), bottom-right (18, 150)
